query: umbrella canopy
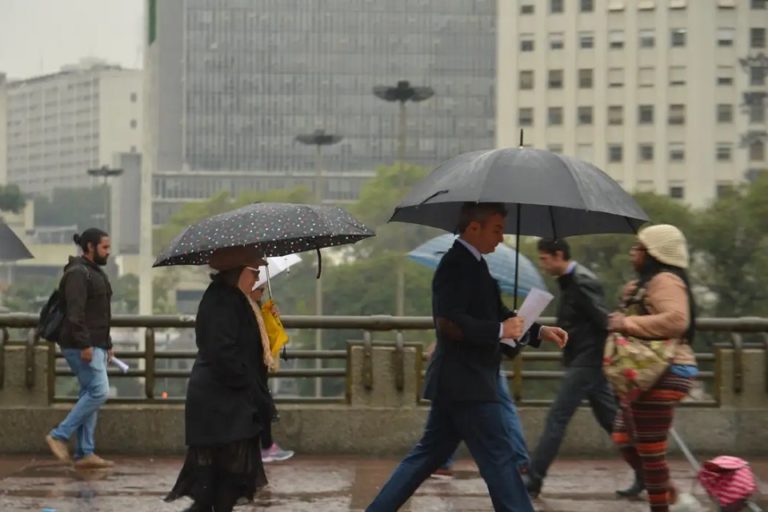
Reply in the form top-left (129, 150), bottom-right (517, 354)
top-left (0, 222), bottom-right (33, 261)
top-left (154, 203), bottom-right (373, 268)
top-left (408, 234), bottom-right (545, 297)
top-left (253, 253), bottom-right (302, 291)
top-left (390, 147), bottom-right (648, 238)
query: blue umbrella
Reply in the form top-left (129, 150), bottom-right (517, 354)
top-left (408, 234), bottom-right (546, 297)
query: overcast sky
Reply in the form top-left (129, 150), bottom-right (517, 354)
top-left (0, 0), bottom-right (144, 80)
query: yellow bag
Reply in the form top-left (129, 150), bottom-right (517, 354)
top-left (261, 299), bottom-right (289, 359)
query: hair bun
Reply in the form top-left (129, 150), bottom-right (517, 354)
top-left (73, 233), bottom-right (81, 244)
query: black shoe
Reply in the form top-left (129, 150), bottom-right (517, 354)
top-left (524, 473), bottom-right (543, 498)
top-left (616, 475), bottom-right (645, 498)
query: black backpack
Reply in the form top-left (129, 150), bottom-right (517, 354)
top-left (37, 266), bottom-right (90, 343)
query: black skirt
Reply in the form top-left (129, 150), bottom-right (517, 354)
top-left (165, 437), bottom-right (268, 511)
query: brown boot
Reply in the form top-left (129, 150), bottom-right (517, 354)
top-left (45, 434), bottom-right (70, 462)
top-left (73, 454), bottom-right (114, 469)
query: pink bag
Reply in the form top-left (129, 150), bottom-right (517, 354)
top-left (697, 456), bottom-right (757, 511)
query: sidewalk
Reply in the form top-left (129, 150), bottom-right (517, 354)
top-left (1, 455), bottom-right (766, 511)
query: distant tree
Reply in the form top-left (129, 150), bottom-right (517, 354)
top-left (34, 187), bottom-right (106, 231)
top-left (0, 184), bottom-right (25, 214)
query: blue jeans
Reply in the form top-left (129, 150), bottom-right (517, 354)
top-left (367, 400), bottom-right (534, 512)
top-left (530, 366), bottom-right (617, 480)
top-left (441, 371), bottom-right (529, 471)
top-left (50, 347), bottom-right (110, 459)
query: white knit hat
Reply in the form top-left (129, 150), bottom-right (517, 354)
top-left (637, 224), bottom-right (689, 269)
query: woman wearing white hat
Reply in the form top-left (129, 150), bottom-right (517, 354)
top-left (606, 224), bottom-right (698, 512)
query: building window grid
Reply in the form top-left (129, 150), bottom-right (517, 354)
top-left (549, 69), bottom-right (564, 89)
top-left (669, 143), bottom-right (685, 162)
top-left (608, 106), bottom-right (624, 125)
top-left (717, 104), bottom-right (734, 123)
top-left (638, 105), bottom-right (654, 124)
top-left (639, 29), bottom-right (655, 48)
top-left (639, 144), bottom-right (654, 161)
top-left (579, 31), bottom-right (595, 49)
top-left (548, 107), bottom-right (564, 125)
top-left (608, 144), bottom-right (623, 163)
top-left (716, 144), bottom-right (732, 161)
top-left (752, 28), bottom-right (767, 48)
top-left (578, 106), bottom-right (593, 125)
top-left (579, 69), bottom-right (593, 88)
top-left (671, 28), bottom-right (687, 48)
top-left (717, 28), bottom-right (735, 47)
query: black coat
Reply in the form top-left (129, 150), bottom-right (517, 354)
top-left (556, 263), bottom-right (609, 367)
top-left (185, 280), bottom-right (273, 447)
top-left (423, 241), bottom-right (541, 403)
top-left (59, 256), bottom-right (112, 350)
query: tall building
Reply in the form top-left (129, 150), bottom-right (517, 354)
top-left (497, 0), bottom-right (768, 207)
top-left (144, 0), bottom-right (497, 224)
top-left (1, 59), bottom-right (143, 196)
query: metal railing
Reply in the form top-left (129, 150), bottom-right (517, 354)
top-left (1, 314), bottom-right (767, 406)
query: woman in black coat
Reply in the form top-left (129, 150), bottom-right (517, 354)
top-left (166, 247), bottom-right (274, 512)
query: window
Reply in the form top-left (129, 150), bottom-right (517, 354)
top-left (549, 32), bottom-right (565, 50)
top-left (638, 105), bottom-right (654, 124)
top-left (718, 0), bottom-right (736, 8)
top-left (520, 34), bottom-right (535, 52)
top-left (670, 0), bottom-right (687, 8)
top-left (752, 28), bottom-right (766, 48)
top-left (608, 0), bottom-right (625, 10)
top-left (520, 0), bottom-right (535, 14)
top-left (551, 0), bottom-right (564, 13)
top-left (638, 0), bottom-right (656, 9)
top-left (608, 106), bottom-right (624, 125)
top-left (519, 108), bottom-right (534, 127)
top-left (671, 28), bottom-right (687, 48)
top-left (548, 107), bottom-right (563, 125)
top-left (578, 106), bottom-right (593, 125)
top-left (717, 183), bottom-right (735, 198)
top-left (608, 144), bottom-right (623, 163)
top-left (639, 29), bottom-right (655, 48)
top-left (669, 104), bottom-right (686, 125)
top-left (669, 186), bottom-right (685, 199)
top-left (130, 119), bottom-right (137, 128)
top-left (608, 68), bottom-right (624, 87)
top-left (717, 66), bottom-right (734, 86)
top-left (548, 144), bottom-right (563, 153)
top-left (579, 31), bottom-right (594, 49)
top-left (548, 69), bottom-right (564, 89)
top-left (716, 143), bottom-right (732, 161)
top-left (581, 0), bottom-right (594, 12)
top-left (669, 143), bottom-right (685, 162)
top-left (750, 140), bottom-right (766, 161)
top-left (717, 104), bottom-right (734, 123)
top-left (579, 69), bottom-right (593, 88)
top-left (669, 66), bottom-right (686, 86)
top-left (753, 0), bottom-right (767, 9)
top-left (752, 66), bottom-right (767, 86)
top-left (609, 31), bottom-right (625, 49)
top-left (639, 144), bottom-right (654, 162)
top-left (130, 92), bottom-right (137, 102)
top-left (519, 70), bottom-right (534, 90)
top-left (639, 67), bottom-right (655, 87)
top-left (717, 28), bottom-right (735, 47)
top-left (749, 102), bottom-right (766, 123)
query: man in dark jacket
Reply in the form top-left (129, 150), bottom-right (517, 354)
top-left (46, 228), bottom-right (115, 469)
top-left (367, 203), bottom-right (568, 512)
top-left (525, 239), bottom-right (618, 497)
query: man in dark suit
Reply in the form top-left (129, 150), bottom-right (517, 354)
top-left (367, 202), bottom-right (568, 512)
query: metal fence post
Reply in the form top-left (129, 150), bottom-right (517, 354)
top-left (730, 333), bottom-right (744, 394)
top-left (394, 331), bottom-right (404, 392)
top-left (0, 328), bottom-right (7, 390)
top-left (145, 327), bottom-right (155, 399)
top-left (363, 330), bottom-right (373, 390)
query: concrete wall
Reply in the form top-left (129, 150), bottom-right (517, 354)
top-left (1, 343), bottom-right (767, 457)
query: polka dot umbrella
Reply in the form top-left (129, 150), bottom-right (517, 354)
top-left (153, 202), bottom-right (374, 275)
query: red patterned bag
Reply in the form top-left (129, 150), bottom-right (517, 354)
top-left (697, 456), bottom-right (757, 512)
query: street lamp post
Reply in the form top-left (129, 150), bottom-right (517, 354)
top-left (373, 80), bottom-right (434, 316)
top-left (87, 165), bottom-right (124, 233)
top-left (295, 129), bottom-right (343, 398)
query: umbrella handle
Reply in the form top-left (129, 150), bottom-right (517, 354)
top-left (315, 247), bottom-right (322, 279)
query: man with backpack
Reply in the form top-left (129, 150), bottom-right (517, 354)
top-left (44, 228), bottom-right (115, 469)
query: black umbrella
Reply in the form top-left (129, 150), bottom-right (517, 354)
top-left (153, 203), bottom-right (374, 275)
top-left (389, 147), bottom-right (649, 307)
top-left (0, 222), bottom-right (33, 261)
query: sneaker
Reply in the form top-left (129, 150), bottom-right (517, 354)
top-left (430, 466), bottom-right (454, 479)
top-left (45, 434), bottom-right (70, 462)
top-left (73, 454), bottom-right (115, 469)
top-left (261, 443), bottom-right (294, 463)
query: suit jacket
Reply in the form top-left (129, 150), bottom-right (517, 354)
top-left (423, 241), bottom-right (541, 403)
top-left (556, 263), bottom-right (608, 367)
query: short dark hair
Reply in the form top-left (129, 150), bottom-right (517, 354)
top-left (73, 228), bottom-right (108, 253)
top-left (211, 266), bottom-right (244, 287)
top-left (456, 202), bottom-right (507, 234)
top-left (537, 238), bottom-right (571, 260)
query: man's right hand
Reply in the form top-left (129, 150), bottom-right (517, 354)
top-left (501, 316), bottom-right (525, 339)
top-left (80, 347), bottom-right (93, 362)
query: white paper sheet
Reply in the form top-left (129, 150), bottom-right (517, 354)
top-left (111, 357), bottom-right (130, 374)
top-left (500, 288), bottom-right (554, 348)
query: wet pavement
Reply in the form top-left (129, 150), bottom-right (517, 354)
top-left (0, 455), bottom-right (766, 511)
